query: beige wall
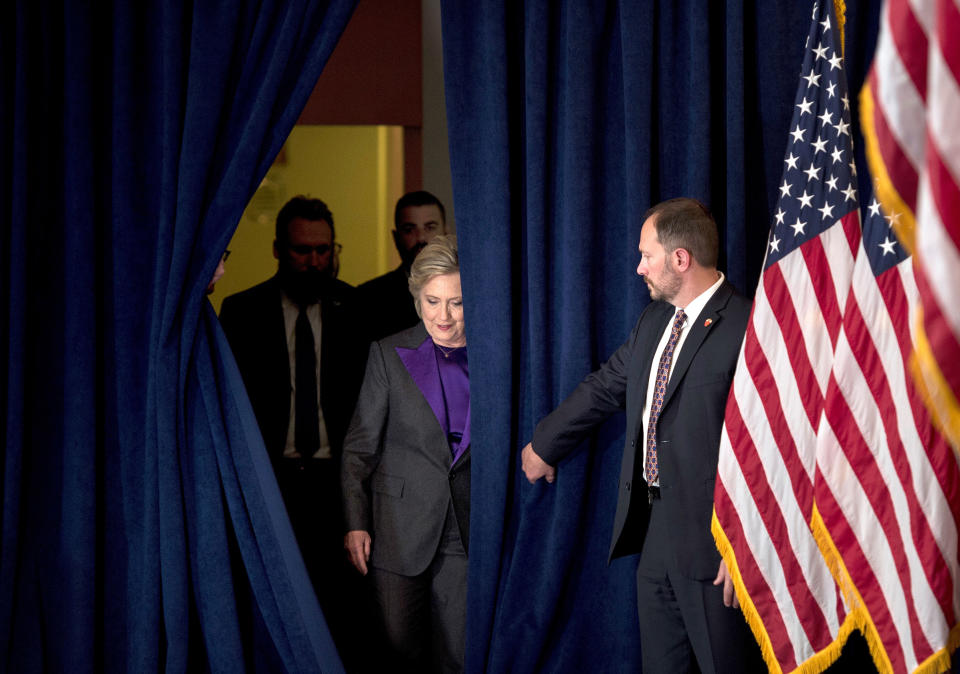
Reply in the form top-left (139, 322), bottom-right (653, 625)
top-left (209, 0), bottom-right (452, 313)
top-left (210, 125), bottom-right (404, 312)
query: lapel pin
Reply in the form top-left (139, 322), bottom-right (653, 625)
top-left (704, 318), bottom-right (713, 327)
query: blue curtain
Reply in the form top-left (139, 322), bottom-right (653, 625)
top-left (442, 1), bottom-right (880, 672)
top-left (1, 1), bottom-right (356, 671)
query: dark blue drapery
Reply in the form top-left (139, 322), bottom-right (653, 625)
top-left (1, 1), bottom-right (356, 671)
top-left (442, 1), bottom-right (880, 672)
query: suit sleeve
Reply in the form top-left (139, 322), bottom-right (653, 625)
top-left (217, 296), bottom-right (245, 357)
top-left (532, 315), bottom-right (644, 466)
top-left (217, 295), bottom-right (260, 394)
top-left (340, 340), bottom-right (390, 533)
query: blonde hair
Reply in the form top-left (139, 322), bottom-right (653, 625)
top-left (409, 235), bottom-right (459, 316)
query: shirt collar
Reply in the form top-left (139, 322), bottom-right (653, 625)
top-left (674, 272), bottom-right (724, 326)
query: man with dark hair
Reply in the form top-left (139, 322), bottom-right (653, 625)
top-left (275, 194), bottom-right (336, 241)
top-left (219, 195), bottom-right (368, 664)
top-left (273, 195), bottom-right (341, 285)
top-left (522, 198), bottom-right (764, 673)
top-left (358, 190), bottom-right (447, 340)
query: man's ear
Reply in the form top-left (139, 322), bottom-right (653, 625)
top-left (673, 247), bottom-right (691, 271)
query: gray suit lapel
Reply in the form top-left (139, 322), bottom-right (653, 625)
top-left (393, 326), bottom-right (457, 467)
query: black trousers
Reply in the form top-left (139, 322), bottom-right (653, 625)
top-left (636, 498), bottom-right (765, 674)
top-left (276, 458), bottom-right (377, 672)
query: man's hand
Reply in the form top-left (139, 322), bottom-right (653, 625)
top-left (713, 559), bottom-right (740, 608)
top-left (521, 443), bottom-right (556, 484)
top-left (344, 530), bottom-right (372, 575)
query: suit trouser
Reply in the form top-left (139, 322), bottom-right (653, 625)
top-left (276, 458), bottom-right (378, 671)
top-left (636, 497), bottom-right (765, 674)
top-left (369, 506), bottom-right (467, 674)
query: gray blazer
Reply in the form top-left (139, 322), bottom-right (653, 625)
top-left (341, 323), bottom-right (470, 577)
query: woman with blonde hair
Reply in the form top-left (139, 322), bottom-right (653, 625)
top-left (341, 235), bottom-right (469, 673)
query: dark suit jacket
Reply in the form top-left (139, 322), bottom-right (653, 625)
top-left (341, 323), bottom-right (471, 577)
top-left (357, 265), bottom-right (421, 341)
top-left (218, 274), bottom-right (368, 462)
top-left (533, 280), bottom-right (750, 580)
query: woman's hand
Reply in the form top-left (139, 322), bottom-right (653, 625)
top-left (344, 530), bottom-right (372, 575)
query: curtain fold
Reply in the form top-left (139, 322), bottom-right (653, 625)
top-left (1, 1), bottom-right (356, 671)
top-left (442, 1), bottom-right (879, 671)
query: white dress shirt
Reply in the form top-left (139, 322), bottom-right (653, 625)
top-left (280, 292), bottom-right (331, 459)
top-left (641, 272), bottom-right (725, 484)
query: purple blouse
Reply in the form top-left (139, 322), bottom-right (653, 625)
top-left (435, 343), bottom-right (469, 464)
top-left (396, 336), bottom-right (471, 467)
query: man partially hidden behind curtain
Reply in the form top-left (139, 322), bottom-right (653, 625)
top-left (522, 199), bottom-right (765, 673)
top-left (357, 190), bottom-right (448, 341)
top-left (219, 196), bottom-right (370, 668)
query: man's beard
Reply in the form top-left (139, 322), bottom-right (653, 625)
top-left (279, 264), bottom-right (327, 306)
top-left (646, 266), bottom-right (682, 303)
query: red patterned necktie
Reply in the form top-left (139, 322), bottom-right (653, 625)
top-left (644, 309), bottom-right (687, 486)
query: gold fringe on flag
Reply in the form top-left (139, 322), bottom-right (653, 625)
top-left (810, 504), bottom-right (893, 673)
top-left (712, 511), bottom-right (854, 674)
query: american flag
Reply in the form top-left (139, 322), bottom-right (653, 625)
top-left (712, 1), bottom-right (855, 671)
top-left (862, 0), bottom-right (960, 459)
top-left (814, 187), bottom-right (960, 672)
top-left (839, 0), bottom-right (960, 670)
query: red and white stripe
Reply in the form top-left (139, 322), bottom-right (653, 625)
top-left (815, 251), bottom-right (960, 673)
top-left (714, 214), bottom-right (859, 672)
top-left (913, 0), bottom-right (960, 449)
top-left (822, 0), bottom-right (960, 670)
top-left (867, 0), bottom-right (960, 451)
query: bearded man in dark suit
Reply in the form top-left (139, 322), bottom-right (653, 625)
top-left (219, 195), bottom-right (369, 665)
top-left (522, 198), bottom-right (764, 673)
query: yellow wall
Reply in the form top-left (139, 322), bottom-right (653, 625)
top-left (210, 125), bottom-right (405, 312)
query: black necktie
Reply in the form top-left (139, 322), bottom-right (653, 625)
top-left (295, 306), bottom-right (319, 459)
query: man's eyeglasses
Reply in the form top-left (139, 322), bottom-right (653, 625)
top-left (288, 243), bottom-right (341, 256)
